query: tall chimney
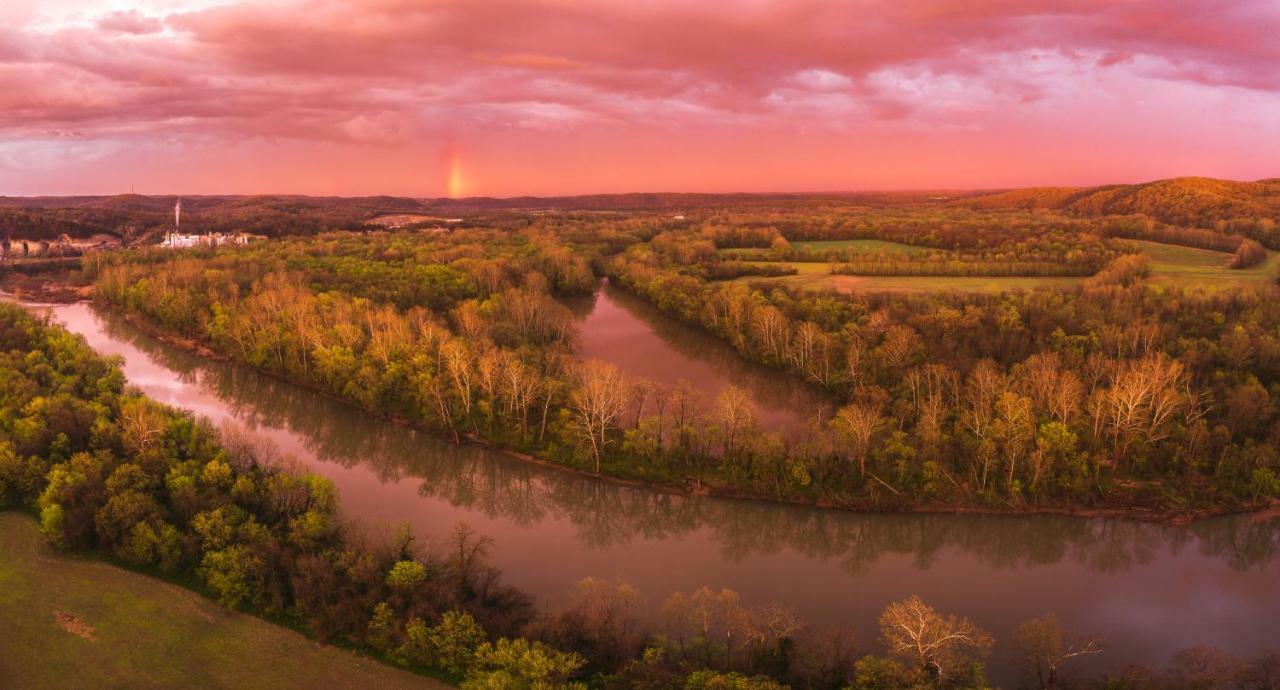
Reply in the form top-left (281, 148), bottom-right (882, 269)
top-left (175, 199), bottom-right (182, 229)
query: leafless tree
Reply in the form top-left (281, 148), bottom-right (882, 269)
top-left (833, 401), bottom-right (884, 478)
top-left (570, 360), bottom-right (631, 473)
top-left (879, 595), bottom-right (993, 682)
top-left (1015, 613), bottom-right (1105, 689)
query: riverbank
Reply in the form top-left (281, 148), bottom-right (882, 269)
top-left (58, 298), bottom-right (1278, 526)
top-left (0, 259), bottom-right (93, 303)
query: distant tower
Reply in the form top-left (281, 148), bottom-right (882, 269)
top-left (174, 199), bottom-right (182, 229)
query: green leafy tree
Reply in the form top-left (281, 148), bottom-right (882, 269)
top-left (429, 610), bottom-right (487, 676)
top-left (199, 544), bottom-right (265, 609)
top-left (367, 602), bottom-right (398, 653)
top-left (461, 638), bottom-right (586, 690)
top-left (386, 560), bottom-right (428, 590)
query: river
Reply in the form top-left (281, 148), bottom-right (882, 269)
top-left (26, 298), bottom-right (1280, 686)
top-left (569, 284), bottom-right (828, 434)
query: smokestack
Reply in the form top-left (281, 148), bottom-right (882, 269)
top-left (175, 199), bottom-right (182, 229)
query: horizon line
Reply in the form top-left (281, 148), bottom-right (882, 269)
top-left (2, 174), bottom-right (1276, 202)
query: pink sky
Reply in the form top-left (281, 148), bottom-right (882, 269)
top-left (2, 0), bottom-right (1278, 197)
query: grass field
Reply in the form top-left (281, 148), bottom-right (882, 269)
top-left (720, 239), bottom-right (925, 260)
top-left (0, 512), bottom-right (444, 690)
top-left (1135, 240), bottom-right (1280, 288)
top-left (731, 261), bottom-right (1081, 293)
top-left (726, 240), bottom-right (1279, 294)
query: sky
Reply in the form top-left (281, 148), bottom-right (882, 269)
top-left (1, 0), bottom-right (1278, 198)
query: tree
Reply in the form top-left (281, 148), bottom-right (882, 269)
top-left (833, 402), bottom-right (884, 478)
top-left (570, 361), bottom-right (631, 473)
top-left (367, 602), bottom-right (398, 653)
top-left (461, 638), bottom-right (586, 690)
top-left (1031, 422), bottom-right (1078, 491)
top-left (713, 386), bottom-right (757, 459)
top-left (387, 560), bottom-right (428, 590)
top-left (851, 655), bottom-right (916, 690)
top-left (992, 392), bottom-right (1035, 494)
top-left (684, 670), bottom-right (787, 689)
top-left (567, 577), bottom-right (645, 653)
top-left (429, 610), bottom-right (487, 676)
top-left (200, 544), bottom-right (265, 610)
top-left (878, 595), bottom-right (992, 683)
top-left (878, 325), bottom-right (920, 371)
top-left (119, 398), bottom-right (167, 456)
top-left (962, 360), bottom-right (1005, 490)
top-left (1014, 614), bottom-right (1103, 689)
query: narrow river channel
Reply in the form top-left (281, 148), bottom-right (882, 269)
top-left (24, 297), bottom-right (1280, 686)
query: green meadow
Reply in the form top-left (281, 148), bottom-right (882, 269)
top-left (1136, 240), bottom-right (1280, 288)
top-left (727, 240), bottom-right (1277, 294)
top-left (0, 512), bottom-right (442, 690)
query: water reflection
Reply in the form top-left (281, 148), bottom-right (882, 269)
top-left (569, 284), bottom-right (830, 434)
top-left (31, 300), bottom-right (1280, 684)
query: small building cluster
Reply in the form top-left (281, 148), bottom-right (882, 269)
top-left (161, 231), bottom-right (256, 248)
top-left (160, 198), bottom-right (257, 249)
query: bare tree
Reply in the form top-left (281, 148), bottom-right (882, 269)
top-left (120, 398), bottom-right (167, 456)
top-left (963, 360), bottom-right (1006, 490)
top-left (713, 385), bottom-right (757, 458)
top-left (1014, 613), bottom-right (1104, 689)
top-left (568, 577), bottom-right (645, 652)
top-left (833, 401), bottom-right (884, 478)
top-left (879, 595), bottom-right (993, 682)
top-left (993, 392), bottom-right (1035, 492)
top-left (570, 360), bottom-right (631, 473)
top-left (440, 339), bottom-right (474, 417)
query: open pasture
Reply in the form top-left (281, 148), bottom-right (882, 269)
top-left (731, 261), bottom-right (1082, 293)
top-left (0, 513), bottom-right (440, 690)
top-left (1135, 240), bottom-right (1279, 288)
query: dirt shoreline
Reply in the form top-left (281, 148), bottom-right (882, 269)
top-left (29, 297), bottom-right (1280, 526)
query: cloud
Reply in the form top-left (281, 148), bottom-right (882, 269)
top-left (0, 0), bottom-right (1277, 194)
top-left (96, 10), bottom-right (164, 35)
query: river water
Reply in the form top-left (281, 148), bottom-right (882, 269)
top-left (569, 284), bottom-right (828, 435)
top-left (27, 298), bottom-right (1280, 686)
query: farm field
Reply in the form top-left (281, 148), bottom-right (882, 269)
top-left (0, 512), bottom-right (441, 690)
top-left (1135, 240), bottom-right (1280, 288)
top-left (719, 238), bottom-right (926, 260)
top-left (725, 240), bottom-right (1278, 293)
top-left (730, 260), bottom-right (1083, 292)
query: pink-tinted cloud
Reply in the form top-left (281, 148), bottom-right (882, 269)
top-left (0, 0), bottom-right (1277, 196)
top-left (96, 10), bottom-right (165, 35)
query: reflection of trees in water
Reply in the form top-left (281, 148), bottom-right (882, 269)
top-left (91, 305), bottom-right (1280, 575)
top-left (571, 285), bottom-right (834, 429)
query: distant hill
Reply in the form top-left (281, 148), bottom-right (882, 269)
top-left (4, 178), bottom-right (1277, 240)
top-left (967, 177), bottom-right (1280, 227)
top-left (418, 189), bottom-right (988, 211)
top-left (0, 190), bottom-right (983, 239)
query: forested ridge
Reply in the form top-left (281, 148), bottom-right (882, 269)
top-left (6, 176), bottom-right (1278, 243)
top-left (966, 177), bottom-right (1280, 239)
